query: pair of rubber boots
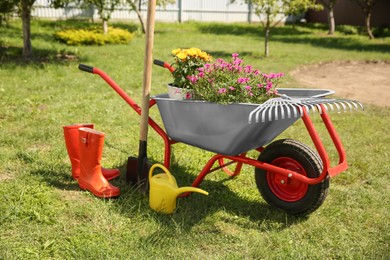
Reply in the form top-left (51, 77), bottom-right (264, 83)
top-left (63, 124), bottom-right (120, 198)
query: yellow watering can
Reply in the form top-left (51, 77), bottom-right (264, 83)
top-left (149, 163), bottom-right (208, 214)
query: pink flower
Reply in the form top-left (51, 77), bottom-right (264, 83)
top-left (234, 58), bottom-right (243, 65)
top-left (198, 72), bottom-right (204, 78)
top-left (218, 88), bottom-right (227, 94)
top-left (232, 53), bottom-right (239, 59)
top-left (229, 86), bottom-right (236, 91)
top-left (186, 75), bottom-right (198, 84)
top-left (244, 65), bottom-right (252, 73)
top-left (237, 77), bottom-right (249, 84)
top-left (266, 82), bottom-right (273, 91)
top-left (245, 85), bottom-right (251, 91)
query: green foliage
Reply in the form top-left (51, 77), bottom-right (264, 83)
top-left (54, 26), bottom-right (134, 45)
top-left (171, 47), bottom-right (211, 88)
top-left (0, 0), bottom-right (18, 25)
top-left (191, 54), bottom-right (282, 104)
top-left (337, 24), bottom-right (360, 35)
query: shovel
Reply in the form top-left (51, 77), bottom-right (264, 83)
top-left (126, 0), bottom-right (157, 188)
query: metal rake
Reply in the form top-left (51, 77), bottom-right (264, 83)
top-left (248, 95), bottom-right (364, 124)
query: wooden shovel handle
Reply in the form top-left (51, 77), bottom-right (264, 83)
top-left (139, 0), bottom-right (157, 142)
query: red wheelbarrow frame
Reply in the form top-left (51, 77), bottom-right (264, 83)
top-left (79, 65), bottom-right (347, 194)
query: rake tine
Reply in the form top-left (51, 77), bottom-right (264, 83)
top-left (315, 103), bottom-right (323, 114)
top-left (344, 100), bottom-right (353, 112)
top-left (298, 104), bottom-right (304, 117)
top-left (291, 102), bottom-right (299, 117)
top-left (338, 101), bottom-right (347, 112)
top-left (261, 105), bottom-right (271, 122)
top-left (248, 107), bottom-right (259, 124)
top-left (348, 100), bottom-right (359, 111)
top-left (268, 104), bottom-right (275, 121)
top-left (332, 101), bottom-right (341, 112)
top-left (356, 100), bottom-right (365, 111)
top-left (259, 100), bottom-right (274, 123)
top-left (322, 102), bottom-right (331, 113)
top-left (279, 100), bottom-right (286, 120)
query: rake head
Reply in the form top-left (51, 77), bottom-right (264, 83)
top-left (248, 95), bottom-right (364, 124)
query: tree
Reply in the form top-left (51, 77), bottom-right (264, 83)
top-left (233, 0), bottom-right (322, 57)
top-left (318, 0), bottom-right (339, 35)
top-left (126, 0), bottom-right (175, 34)
top-left (0, 0), bottom-right (37, 59)
top-left (0, 0), bottom-right (18, 25)
top-left (349, 0), bottom-right (378, 39)
top-left (84, 0), bottom-right (120, 34)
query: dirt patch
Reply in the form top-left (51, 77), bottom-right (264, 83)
top-left (0, 173), bottom-right (13, 182)
top-left (290, 61), bottom-right (390, 107)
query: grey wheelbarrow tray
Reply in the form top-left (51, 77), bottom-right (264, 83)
top-left (153, 88), bottom-right (336, 156)
top-left (78, 64), bottom-right (363, 215)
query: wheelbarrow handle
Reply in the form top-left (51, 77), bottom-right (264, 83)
top-left (153, 59), bottom-right (175, 73)
top-left (78, 64), bottom-right (94, 74)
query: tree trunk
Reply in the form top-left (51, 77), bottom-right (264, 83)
top-left (134, 6), bottom-right (146, 34)
top-left (264, 12), bottom-right (270, 57)
top-left (264, 27), bottom-right (270, 57)
top-left (103, 19), bottom-right (108, 35)
top-left (327, 8), bottom-right (335, 35)
top-left (365, 11), bottom-right (374, 39)
top-left (21, 0), bottom-right (32, 59)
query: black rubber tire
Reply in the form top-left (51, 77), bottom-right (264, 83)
top-left (255, 139), bottom-right (329, 216)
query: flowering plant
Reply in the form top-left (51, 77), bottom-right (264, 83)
top-left (171, 48), bottom-right (212, 88)
top-left (187, 53), bottom-right (283, 104)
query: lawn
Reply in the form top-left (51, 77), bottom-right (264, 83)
top-left (0, 19), bottom-right (389, 259)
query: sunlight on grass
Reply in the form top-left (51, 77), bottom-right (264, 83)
top-left (0, 19), bottom-right (389, 259)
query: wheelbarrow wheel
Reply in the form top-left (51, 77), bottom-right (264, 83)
top-left (255, 139), bottom-right (329, 216)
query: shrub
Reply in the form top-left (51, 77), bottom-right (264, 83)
top-left (54, 26), bottom-right (133, 46)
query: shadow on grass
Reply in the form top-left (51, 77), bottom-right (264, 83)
top-left (112, 159), bottom-right (307, 237)
top-left (29, 165), bottom-right (82, 192)
top-left (273, 34), bottom-right (390, 54)
top-left (0, 45), bottom-right (82, 67)
top-left (197, 22), bottom-right (390, 54)
top-left (196, 23), bottom-right (310, 37)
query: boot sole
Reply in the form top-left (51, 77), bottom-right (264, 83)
top-left (78, 181), bottom-right (120, 198)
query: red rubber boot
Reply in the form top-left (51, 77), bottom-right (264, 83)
top-left (63, 124), bottom-right (120, 180)
top-left (77, 127), bottom-right (120, 198)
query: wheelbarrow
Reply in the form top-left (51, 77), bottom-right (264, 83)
top-left (77, 63), bottom-right (363, 216)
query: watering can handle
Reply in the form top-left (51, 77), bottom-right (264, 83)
top-left (149, 163), bottom-right (174, 182)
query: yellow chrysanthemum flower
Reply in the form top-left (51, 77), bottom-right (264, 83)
top-left (176, 52), bottom-right (187, 60)
top-left (199, 51), bottom-right (211, 61)
top-left (171, 48), bottom-right (181, 55)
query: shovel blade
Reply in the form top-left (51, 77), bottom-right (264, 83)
top-left (126, 156), bottom-right (151, 189)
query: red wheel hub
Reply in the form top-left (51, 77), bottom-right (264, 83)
top-left (266, 157), bottom-right (308, 202)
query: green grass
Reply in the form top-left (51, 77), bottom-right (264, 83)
top-left (1, 19), bottom-right (389, 259)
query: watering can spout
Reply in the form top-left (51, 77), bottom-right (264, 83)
top-left (177, 186), bottom-right (209, 197)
